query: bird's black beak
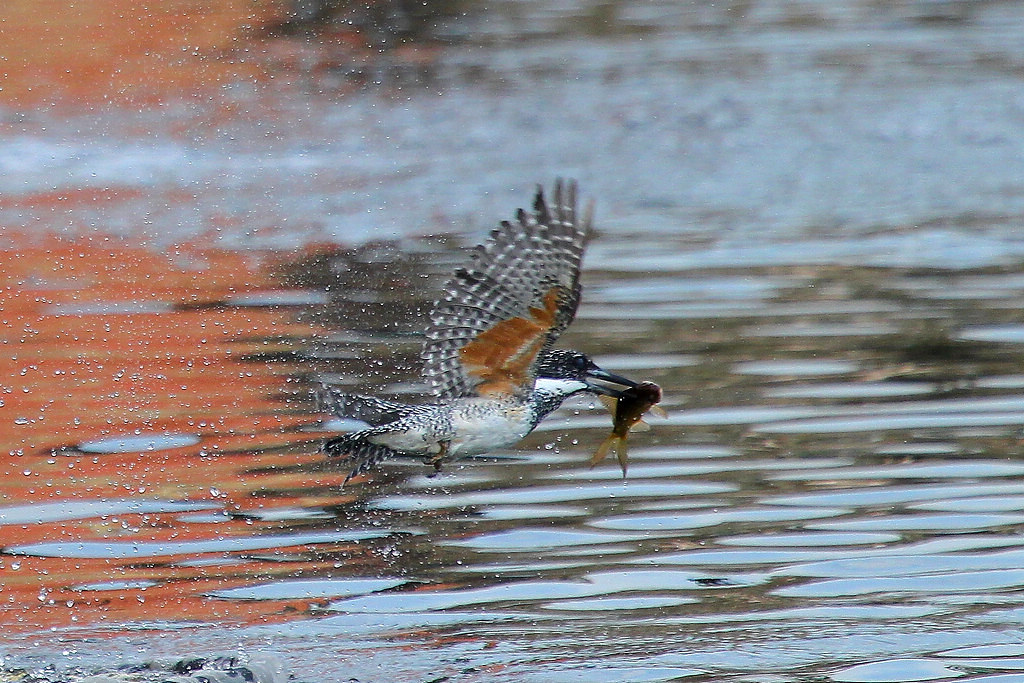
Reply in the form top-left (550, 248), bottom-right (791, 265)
top-left (584, 367), bottom-right (639, 397)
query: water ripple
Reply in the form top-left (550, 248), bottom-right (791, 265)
top-left (372, 481), bottom-right (737, 512)
top-left (830, 659), bottom-right (964, 683)
top-left (0, 499), bottom-right (216, 525)
top-left (775, 569), bottom-right (1024, 598)
top-left (441, 527), bottom-right (643, 551)
top-left (75, 433), bottom-right (201, 453)
top-left (591, 506), bottom-right (850, 531)
top-left (207, 578), bottom-right (407, 601)
top-left (7, 530), bottom-right (392, 559)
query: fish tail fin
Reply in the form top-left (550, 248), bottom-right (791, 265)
top-left (590, 434), bottom-right (628, 477)
top-left (614, 437), bottom-right (629, 478)
top-left (590, 434), bottom-right (621, 466)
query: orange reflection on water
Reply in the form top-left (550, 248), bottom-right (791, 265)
top-left (0, 235), bottom-right (362, 636)
top-left (0, 1), bottom-right (288, 106)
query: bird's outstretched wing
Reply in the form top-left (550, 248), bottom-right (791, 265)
top-left (421, 180), bottom-right (591, 399)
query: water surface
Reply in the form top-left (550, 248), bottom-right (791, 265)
top-left (6, 1), bottom-right (1024, 682)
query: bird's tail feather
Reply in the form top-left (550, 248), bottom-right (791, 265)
top-left (322, 433), bottom-right (401, 483)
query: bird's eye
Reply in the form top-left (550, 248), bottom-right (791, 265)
top-left (574, 355), bottom-right (589, 369)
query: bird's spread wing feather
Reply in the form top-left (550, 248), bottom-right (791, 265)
top-left (421, 180), bottom-right (591, 399)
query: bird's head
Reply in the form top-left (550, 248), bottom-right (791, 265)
top-left (535, 349), bottom-right (638, 397)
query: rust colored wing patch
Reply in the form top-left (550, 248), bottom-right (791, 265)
top-left (421, 180), bottom-right (591, 399)
top-left (458, 287), bottom-right (561, 396)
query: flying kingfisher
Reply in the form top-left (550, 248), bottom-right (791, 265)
top-left (320, 180), bottom-right (638, 482)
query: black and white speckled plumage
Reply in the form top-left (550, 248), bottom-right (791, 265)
top-left (326, 349), bottom-right (609, 431)
top-left (317, 385), bottom-right (420, 426)
top-left (320, 181), bottom-right (631, 481)
top-left (322, 386), bottom-right (580, 480)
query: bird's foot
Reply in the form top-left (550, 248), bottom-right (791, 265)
top-left (424, 441), bottom-right (450, 477)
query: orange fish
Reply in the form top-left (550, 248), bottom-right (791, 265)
top-left (590, 381), bottom-right (665, 476)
